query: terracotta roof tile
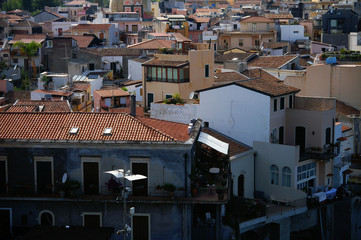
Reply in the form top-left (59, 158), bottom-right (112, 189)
top-left (265, 13), bottom-right (294, 19)
top-left (32, 89), bottom-right (73, 97)
top-left (80, 48), bottom-right (143, 56)
top-left (10, 34), bottom-right (47, 44)
top-left (0, 113), bottom-right (189, 142)
top-left (247, 55), bottom-right (298, 69)
top-left (201, 128), bottom-right (251, 156)
top-left (199, 68), bottom-right (299, 97)
top-left (262, 42), bottom-right (289, 49)
top-left (188, 16), bottom-right (211, 23)
top-left (127, 39), bottom-right (173, 50)
top-left (240, 16), bottom-right (274, 23)
top-left (137, 116), bottom-right (190, 141)
top-left (214, 71), bottom-right (248, 84)
top-left (171, 33), bottom-right (192, 42)
top-left (69, 35), bottom-right (95, 48)
top-left (7, 99), bottom-right (71, 112)
top-left (336, 100), bottom-right (360, 116)
top-left (342, 125), bottom-right (352, 132)
top-left (142, 59), bottom-right (189, 67)
top-left (94, 89), bottom-right (130, 97)
top-left (215, 52), bottom-right (255, 63)
top-left (72, 24), bottom-right (111, 30)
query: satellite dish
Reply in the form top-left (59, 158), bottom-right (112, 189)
top-left (189, 92), bottom-right (198, 100)
top-left (62, 173), bottom-right (68, 183)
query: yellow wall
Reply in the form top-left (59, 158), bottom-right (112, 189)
top-left (143, 50), bottom-right (215, 109)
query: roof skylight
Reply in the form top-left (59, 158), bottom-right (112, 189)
top-left (69, 127), bottom-right (79, 134)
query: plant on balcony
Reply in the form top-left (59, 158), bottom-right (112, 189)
top-left (105, 177), bottom-right (123, 194)
top-left (13, 40), bottom-right (41, 79)
top-left (58, 179), bottom-right (80, 197)
top-left (163, 93), bottom-right (184, 105)
top-left (162, 183), bottom-right (176, 193)
top-left (158, 48), bottom-right (176, 54)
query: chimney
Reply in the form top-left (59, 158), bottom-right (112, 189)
top-left (130, 94), bottom-right (136, 117)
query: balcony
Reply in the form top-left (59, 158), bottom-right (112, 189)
top-left (301, 144), bottom-right (338, 161)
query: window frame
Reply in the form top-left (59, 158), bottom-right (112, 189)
top-left (270, 164), bottom-right (279, 185)
top-left (82, 212), bottom-right (102, 227)
top-left (205, 64), bottom-right (210, 78)
top-left (282, 166), bottom-right (291, 188)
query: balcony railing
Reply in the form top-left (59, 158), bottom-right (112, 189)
top-left (301, 144), bottom-right (338, 161)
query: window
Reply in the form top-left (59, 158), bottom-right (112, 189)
top-left (282, 167), bottom-right (291, 187)
top-left (3, 54), bottom-right (8, 57)
top-left (34, 156), bottom-right (53, 194)
top-left (255, 39), bottom-right (260, 48)
top-left (280, 97), bottom-right (285, 110)
top-left (82, 157), bottom-right (100, 195)
top-left (289, 95), bottom-right (293, 108)
top-left (252, 23), bottom-right (256, 31)
top-left (39, 210), bottom-right (55, 226)
top-left (89, 63), bottom-right (95, 71)
top-left (273, 98), bottom-right (277, 112)
top-left (266, 23), bottom-right (269, 30)
top-left (83, 212), bottom-right (102, 227)
top-left (270, 164), bottom-right (279, 185)
top-left (46, 40), bottom-right (53, 48)
top-left (205, 64), bottom-right (209, 78)
top-left (293, 31), bottom-right (299, 34)
top-left (239, 39), bottom-right (243, 47)
top-left (0, 156), bottom-right (7, 194)
top-left (13, 58), bottom-right (18, 63)
top-left (279, 126), bottom-right (284, 144)
top-left (325, 127), bottom-right (331, 145)
top-left (72, 53), bottom-right (77, 59)
top-left (165, 94), bottom-right (172, 99)
top-left (131, 158), bottom-right (149, 196)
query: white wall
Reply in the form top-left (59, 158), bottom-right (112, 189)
top-left (125, 83), bottom-right (143, 103)
top-left (349, 32), bottom-right (361, 52)
top-left (198, 84), bottom-right (271, 147)
top-left (230, 150), bottom-right (255, 198)
top-left (128, 59), bottom-right (143, 81)
top-left (102, 56), bottom-right (123, 72)
top-left (52, 22), bottom-right (87, 37)
top-left (253, 141), bottom-right (307, 202)
top-left (151, 102), bottom-right (198, 124)
top-left (280, 25), bottom-right (308, 43)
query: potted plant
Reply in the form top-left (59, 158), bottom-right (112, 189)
top-left (105, 177), bottom-right (123, 194)
top-left (162, 183), bottom-right (176, 199)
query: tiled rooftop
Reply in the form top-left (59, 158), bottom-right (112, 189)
top-left (240, 16), bottom-right (274, 23)
top-left (127, 39), bottom-right (173, 50)
top-left (94, 89), bottom-right (130, 97)
top-left (247, 55), bottom-right (298, 69)
top-left (215, 52), bottom-right (255, 63)
top-left (69, 35), bottom-right (96, 48)
top-left (80, 48), bottom-right (143, 56)
top-left (10, 34), bottom-right (47, 44)
top-left (72, 24), bottom-right (111, 30)
top-left (201, 128), bottom-right (251, 157)
top-left (32, 89), bottom-right (73, 97)
top-left (142, 59), bottom-right (189, 67)
top-left (336, 100), bottom-right (360, 116)
top-left (7, 99), bottom-right (71, 112)
top-left (0, 113), bottom-right (190, 142)
top-left (265, 13), bottom-right (294, 19)
top-left (214, 71), bottom-right (248, 84)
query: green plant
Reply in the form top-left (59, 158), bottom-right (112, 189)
top-left (162, 183), bottom-right (176, 193)
top-left (122, 87), bottom-right (128, 91)
top-left (163, 93), bottom-right (184, 105)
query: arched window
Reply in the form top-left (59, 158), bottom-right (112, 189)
top-left (270, 165), bottom-right (279, 185)
top-left (39, 210), bottom-right (55, 226)
top-left (282, 167), bottom-right (291, 187)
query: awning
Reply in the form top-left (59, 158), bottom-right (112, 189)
top-left (343, 169), bottom-right (353, 175)
top-left (198, 132), bottom-right (229, 155)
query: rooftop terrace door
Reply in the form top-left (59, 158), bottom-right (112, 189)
top-left (295, 126), bottom-right (306, 154)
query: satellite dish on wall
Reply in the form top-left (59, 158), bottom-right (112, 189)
top-left (189, 92), bottom-right (198, 100)
top-left (62, 173), bottom-right (68, 183)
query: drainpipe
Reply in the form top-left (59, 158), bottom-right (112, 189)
top-left (184, 153), bottom-right (188, 198)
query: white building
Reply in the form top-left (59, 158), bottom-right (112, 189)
top-left (280, 25), bottom-right (309, 43)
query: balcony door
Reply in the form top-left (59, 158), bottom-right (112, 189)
top-left (34, 157), bottom-right (53, 194)
top-left (83, 161), bottom-right (99, 195)
top-left (131, 162), bottom-right (148, 196)
top-left (238, 174), bottom-right (244, 198)
top-left (295, 126), bottom-right (306, 154)
top-left (0, 157), bottom-right (7, 194)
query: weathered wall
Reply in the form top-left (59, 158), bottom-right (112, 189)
top-left (151, 102), bottom-right (198, 124)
